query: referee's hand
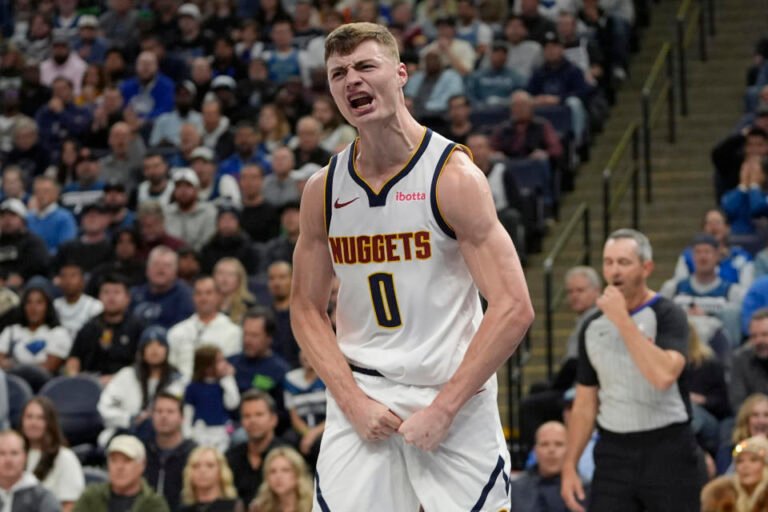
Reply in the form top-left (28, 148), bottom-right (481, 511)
top-left (561, 465), bottom-right (586, 512)
top-left (348, 395), bottom-right (403, 442)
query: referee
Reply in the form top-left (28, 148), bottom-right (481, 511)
top-left (561, 229), bottom-right (705, 511)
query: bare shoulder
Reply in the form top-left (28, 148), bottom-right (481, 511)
top-left (298, 166), bottom-right (331, 238)
top-left (436, 148), bottom-right (497, 241)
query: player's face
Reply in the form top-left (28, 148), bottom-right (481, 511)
top-left (602, 238), bottom-right (651, 299)
top-left (327, 40), bottom-right (407, 128)
top-left (736, 451), bottom-right (766, 488)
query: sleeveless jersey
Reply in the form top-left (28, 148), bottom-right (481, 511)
top-left (325, 128), bottom-right (483, 386)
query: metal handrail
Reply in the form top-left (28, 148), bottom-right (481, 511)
top-left (602, 123), bottom-right (641, 241)
top-left (676, 0), bottom-right (708, 116)
top-left (641, 43), bottom-right (675, 203)
top-left (542, 203), bottom-right (591, 379)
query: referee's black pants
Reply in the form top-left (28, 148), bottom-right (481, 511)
top-left (589, 422), bottom-right (707, 512)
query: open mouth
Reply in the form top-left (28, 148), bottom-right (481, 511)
top-left (348, 93), bottom-right (374, 110)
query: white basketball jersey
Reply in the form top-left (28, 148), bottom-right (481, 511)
top-left (325, 128), bottom-right (483, 386)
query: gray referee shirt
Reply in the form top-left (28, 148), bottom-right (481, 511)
top-left (577, 295), bottom-right (691, 433)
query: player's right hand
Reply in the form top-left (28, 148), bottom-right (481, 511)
top-left (349, 396), bottom-right (403, 442)
top-left (561, 465), bottom-right (586, 512)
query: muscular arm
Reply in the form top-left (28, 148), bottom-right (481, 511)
top-left (290, 172), bottom-right (401, 440)
top-left (399, 150), bottom-right (534, 450)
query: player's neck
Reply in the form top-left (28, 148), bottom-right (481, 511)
top-left (355, 114), bottom-right (424, 176)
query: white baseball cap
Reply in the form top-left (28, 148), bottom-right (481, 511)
top-left (0, 198), bottom-right (27, 219)
top-left (107, 435), bottom-right (146, 460)
top-left (172, 167), bottom-right (200, 188)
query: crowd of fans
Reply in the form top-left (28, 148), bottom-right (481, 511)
top-left (0, 0), bottom-right (648, 510)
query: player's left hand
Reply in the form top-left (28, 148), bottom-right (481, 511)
top-left (398, 404), bottom-right (454, 452)
top-left (596, 285), bottom-right (629, 325)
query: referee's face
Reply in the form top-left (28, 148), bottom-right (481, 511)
top-left (602, 238), bottom-right (652, 299)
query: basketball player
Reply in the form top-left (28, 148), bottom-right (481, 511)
top-left (290, 22), bottom-right (534, 511)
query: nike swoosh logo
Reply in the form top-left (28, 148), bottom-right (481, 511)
top-left (334, 197), bottom-right (359, 209)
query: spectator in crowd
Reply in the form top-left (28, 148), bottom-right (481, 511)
top-left (59, 149), bottom-right (106, 215)
top-left (265, 261), bottom-right (298, 366)
top-left (261, 20), bottom-right (310, 88)
top-left (53, 262), bottom-right (103, 338)
top-left (137, 152), bottom-right (175, 210)
top-left (0, 167), bottom-right (29, 204)
top-left (190, 147), bottom-right (241, 207)
top-left (283, 351), bottom-right (325, 465)
top-left (716, 394), bottom-right (768, 475)
top-left (557, 11), bottom-right (605, 92)
top-left (250, 447), bottom-right (313, 512)
top-left (174, 124), bottom-right (205, 170)
top-left (713, 117), bottom-right (768, 201)
top-left (165, 168), bottom-right (218, 252)
top-left (218, 122), bottom-right (269, 181)
top-left (200, 100), bottom-right (234, 161)
top-left (52, 0), bottom-right (81, 39)
top-left (491, 90), bottom-right (563, 162)
top-left (21, 396), bottom-right (85, 512)
top-left (200, 205), bottom-right (259, 275)
top-left (731, 309), bottom-right (768, 410)
top-left (104, 181), bottom-right (136, 234)
top-left (455, 0), bottom-right (492, 55)
top-left (420, 16), bottom-right (476, 76)
top-left (210, 74), bottom-right (256, 127)
top-left (177, 248), bottom-right (203, 286)
top-left (27, 176), bottom-right (77, 255)
top-left (212, 258), bottom-right (256, 328)
top-left (99, 121), bottom-right (146, 194)
top-left (467, 43), bottom-right (526, 108)
top-left (173, 3), bottom-right (212, 64)
top-left (4, 117), bottom-right (50, 183)
top-left (702, 435), bottom-right (768, 511)
top-left (226, 391), bottom-right (286, 506)
top-left (141, 34), bottom-right (188, 84)
top-left (74, 434), bottom-right (169, 512)
top-left (210, 34), bottom-right (246, 80)
top-left (98, 325), bottom-right (185, 447)
top-left (54, 202), bottom-right (114, 273)
top-left (144, 391), bottom-right (197, 512)
top-left (442, 95), bottom-right (474, 145)
top-left (179, 446), bottom-right (241, 512)
top-left (98, 0), bottom-right (141, 50)
top-left (263, 148), bottom-right (301, 209)
top-left (86, 228), bottom-right (146, 296)
top-left (0, 198), bottom-right (49, 288)
top-left (35, 77), bottom-right (91, 159)
top-left (39, 32), bottom-right (86, 95)
top-left (466, 132), bottom-right (522, 212)
top-left (257, 104), bottom-right (292, 156)
top-left (528, 31), bottom-right (592, 148)
top-left (73, 15), bottom-right (108, 65)
top-left (56, 139), bottom-right (82, 188)
top-left (239, 165), bottom-right (281, 244)
top-left (519, 0), bottom-right (557, 44)
top-left (0, 281), bottom-right (71, 388)
top-left (228, 307), bottom-right (290, 414)
top-left (120, 51), bottom-right (175, 122)
top-left (83, 86), bottom-right (124, 150)
top-left (150, 81), bottom-right (204, 148)
top-left (291, 116), bottom-right (331, 169)
top-left (184, 345), bottom-right (240, 451)
top-left (67, 274), bottom-right (144, 384)
top-left (562, 229), bottom-right (705, 511)
top-left (0, 430), bottom-right (59, 512)
top-left (189, 58), bottom-right (212, 109)
top-left (404, 48), bottom-right (465, 121)
top-left (661, 233), bottom-right (744, 344)
top-left (493, 15), bottom-right (543, 81)
top-left (721, 156), bottom-right (768, 236)
top-left (169, 275), bottom-right (242, 379)
top-left (311, 95), bottom-right (357, 154)
top-left (0, 92), bottom-right (25, 155)
top-left (132, 245), bottom-right (195, 329)
top-left (511, 421), bottom-right (583, 512)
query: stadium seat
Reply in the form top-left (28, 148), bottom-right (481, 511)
top-left (470, 106), bottom-right (509, 132)
top-left (82, 466), bottom-right (109, 485)
top-left (505, 157), bottom-right (559, 220)
top-left (6, 373), bottom-right (32, 429)
top-left (39, 375), bottom-right (103, 447)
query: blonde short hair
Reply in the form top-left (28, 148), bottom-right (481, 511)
top-left (325, 22), bottom-right (400, 63)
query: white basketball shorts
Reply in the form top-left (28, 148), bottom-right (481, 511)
top-left (313, 372), bottom-right (511, 511)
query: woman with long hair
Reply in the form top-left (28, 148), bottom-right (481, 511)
top-left (180, 446), bottom-right (242, 512)
top-left (55, 138), bottom-right (80, 186)
top-left (97, 325), bottom-right (185, 446)
top-left (0, 282), bottom-right (71, 389)
top-left (703, 435), bottom-right (768, 511)
top-left (21, 396), bottom-right (85, 512)
top-left (214, 258), bottom-right (256, 325)
top-left (249, 447), bottom-right (312, 512)
top-left (257, 103), bottom-right (292, 156)
top-left (716, 394), bottom-right (768, 474)
top-left (310, 95), bottom-right (356, 154)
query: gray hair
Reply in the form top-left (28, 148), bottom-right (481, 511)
top-left (606, 228), bottom-right (653, 262)
top-left (565, 266), bottom-right (601, 289)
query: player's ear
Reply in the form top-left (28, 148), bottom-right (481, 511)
top-left (397, 62), bottom-right (408, 87)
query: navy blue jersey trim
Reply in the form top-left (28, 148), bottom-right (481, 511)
top-left (430, 144), bottom-right (458, 239)
top-left (316, 472), bottom-right (331, 512)
top-left (630, 293), bottom-right (662, 315)
top-left (471, 455), bottom-right (505, 511)
top-left (347, 129), bottom-right (432, 207)
top-left (324, 155), bottom-right (338, 234)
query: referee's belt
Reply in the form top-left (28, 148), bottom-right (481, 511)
top-left (349, 363), bottom-right (384, 377)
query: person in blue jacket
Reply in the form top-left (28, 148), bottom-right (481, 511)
top-left (120, 51), bottom-right (175, 122)
top-left (130, 246), bottom-right (195, 329)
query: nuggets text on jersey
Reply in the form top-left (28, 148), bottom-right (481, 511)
top-left (328, 231), bottom-right (431, 264)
